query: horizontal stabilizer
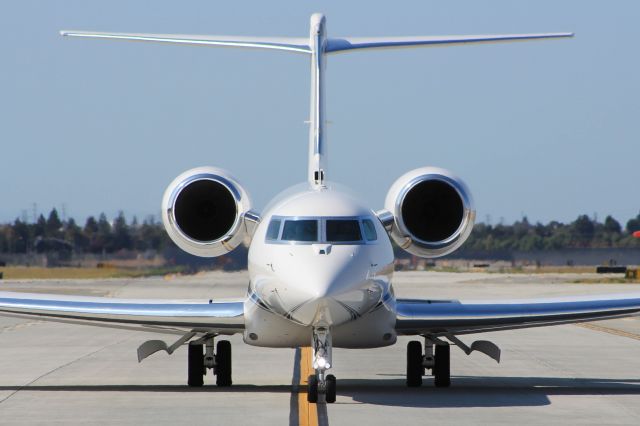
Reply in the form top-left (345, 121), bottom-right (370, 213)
top-left (326, 33), bottom-right (573, 53)
top-left (60, 31), bottom-right (310, 54)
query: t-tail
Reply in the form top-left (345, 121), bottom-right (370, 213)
top-left (61, 13), bottom-right (573, 187)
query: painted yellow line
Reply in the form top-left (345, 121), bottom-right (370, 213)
top-left (576, 322), bottom-right (640, 341)
top-left (298, 347), bottom-right (318, 426)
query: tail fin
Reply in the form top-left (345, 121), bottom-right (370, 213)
top-left (61, 14), bottom-right (573, 187)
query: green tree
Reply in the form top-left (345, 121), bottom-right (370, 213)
top-left (112, 211), bottom-right (132, 250)
top-left (571, 215), bottom-right (595, 247)
top-left (65, 218), bottom-right (87, 251)
top-left (604, 215), bottom-right (622, 234)
top-left (46, 208), bottom-right (63, 237)
top-left (34, 214), bottom-right (47, 238)
top-left (627, 213), bottom-right (640, 233)
top-left (96, 213), bottom-right (112, 253)
top-left (83, 216), bottom-right (101, 253)
top-left (11, 219), bottom-right (30, 253)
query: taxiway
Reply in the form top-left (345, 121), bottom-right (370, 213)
top-left (1, 271), bottom-right (639, 425)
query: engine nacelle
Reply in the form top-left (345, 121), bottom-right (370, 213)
top-left (161, 167), bottom-right (256, 258)
top-left (383, 167), bottom-right (475, 258)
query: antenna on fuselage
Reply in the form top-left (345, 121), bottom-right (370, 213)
top-left (61, 14), bottom-right (573, 188)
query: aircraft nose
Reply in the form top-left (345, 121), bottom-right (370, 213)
top-left (301, 247), bottom-right (369, 299)
top-left (307, 267), bottom-right (347, 299)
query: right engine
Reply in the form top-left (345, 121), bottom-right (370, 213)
top-left (161, 167), bottom-right (257, 258)
top-left (383, 167), bottom-right (475, 258)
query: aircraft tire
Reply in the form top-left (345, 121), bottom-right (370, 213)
top-left (325, 374), bottom-right (337, 403)
top-left (434, 344), bottom-right (451, 388)
top-left (215, 340), bottom-right (232, 387)
top-left (188, 343), bottom-right (204, 387)
top-left (406, 340), bottom-right (423, 387)
top-left (307, 375), bottom-right (319, 403)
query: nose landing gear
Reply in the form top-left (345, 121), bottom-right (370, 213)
top-left (307, 327), bottom-right (337, 403)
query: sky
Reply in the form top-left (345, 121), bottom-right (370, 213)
top-left (1, 1), bottom-right (639, 226)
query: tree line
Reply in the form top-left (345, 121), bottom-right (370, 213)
top-left (0, 209), bottom-right (639, 256)
top-left (0, 210), bottom-right (167, 255)
top-left (463, 214), bottom-right (640, 252)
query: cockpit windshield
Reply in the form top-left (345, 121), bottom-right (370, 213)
top-left (265, 216), bottom-right (378, 244)
top-left (326, 220), bottom-right (361, 242)
top-left (281, 219), bottom-right (318, 242)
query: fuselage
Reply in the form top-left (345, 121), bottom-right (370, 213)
top-left (243, 184), bottom-right (398, 348)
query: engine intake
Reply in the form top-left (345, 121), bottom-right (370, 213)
top-left (383, 167), bottom-right (475, 258)
top-left (162, 167), bottom-right (255, 257)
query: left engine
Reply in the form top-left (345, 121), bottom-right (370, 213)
top-left (161, 166), bottom-right (257, 258)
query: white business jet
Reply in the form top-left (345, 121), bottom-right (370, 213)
top-left (2, 14), bottom-right (639, 404)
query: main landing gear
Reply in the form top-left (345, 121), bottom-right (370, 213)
top-left (307, 327), bottom-right (337, 403)
top-left (406, 338), bottom-right (450, 388)
top-left (188, 337), bottom-right (232, 387)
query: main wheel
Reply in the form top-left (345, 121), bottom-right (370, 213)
top-left (307, 374), bottom-right (319, 403)
top-left (434, 344), bottom-right (451, 388)
top-left (215, 340), bottom-right (232, 387)
top-left (188, 343), bottom-right (204, 387)
top-left (406, 340), bottom-right (423, 387)
top-left (325, 374), bottom-right (337, 403)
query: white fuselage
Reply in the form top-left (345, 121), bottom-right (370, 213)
top-left (243, 184), bottom-right (397, 348)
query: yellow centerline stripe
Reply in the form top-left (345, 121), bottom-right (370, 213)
top-left (298, 347), bottom-right (318, 426)
top-left (575, 322), bottom-right (640, 341)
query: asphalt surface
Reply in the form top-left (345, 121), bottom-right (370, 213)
top-left (1, 271), bottom-right (640, 425)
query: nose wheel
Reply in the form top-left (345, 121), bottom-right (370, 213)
top-left (406, 338), bottom-right (450, 388)
top-left (307, 373), bottom-right (336, 403)
top-left (307, 327), bottom-right (337, 403)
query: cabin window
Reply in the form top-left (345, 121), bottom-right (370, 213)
top-left (281, 219), bottom-right (319, 242)
top-left (362, 219), bottom-right (378, 241)
top-left (266, 219), bottom-right (281, 240)
top-left (326, 219), bottom-right (362, 242)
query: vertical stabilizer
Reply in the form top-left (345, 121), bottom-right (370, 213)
top-left (308, 13), bottom-right (328, 187)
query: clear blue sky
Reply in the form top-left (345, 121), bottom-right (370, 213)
top-left (1, 1), bottom-right (638, 226)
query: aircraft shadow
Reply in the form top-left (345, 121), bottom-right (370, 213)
top-left (0, 384), bottom-right (292, 394)
top-left (2, 376), bottom-right (639, 408)
top-left (335, 375), bottom-right (640, 408)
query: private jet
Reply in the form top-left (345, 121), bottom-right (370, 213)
top-left (3, 14), bottom-right (639, 404)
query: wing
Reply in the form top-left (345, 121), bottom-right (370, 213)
top-left (326, 33), bottom-right (573, 53)
top-left (0, 291), bottom-right (244, 336)
top-left (396, 293), bottom-right (640, 336)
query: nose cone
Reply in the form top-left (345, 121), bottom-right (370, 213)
top-left (273, 245), bottom-right (383, 327)
top-left (277, 245), bottom-right (367, 298)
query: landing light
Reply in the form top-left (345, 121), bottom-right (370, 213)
top-left (314, 357), bottom-right (331, 369)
